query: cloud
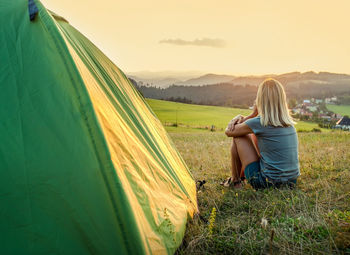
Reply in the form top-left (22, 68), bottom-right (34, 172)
top-left (159, 38), bottom-right (226, 48)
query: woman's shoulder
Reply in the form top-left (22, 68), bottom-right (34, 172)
top-left (244, 116), bottom-right (263, 133)
top-left (246, 116), bottom-right (261, 123)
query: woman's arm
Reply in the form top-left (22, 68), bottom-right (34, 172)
top-left (227, 114), bottom-right (244, 131)
top-left (226, 102), bottom-right (257, 134)
top-left (227, 104), bottom-right (258, 132)
top-left (240, 104), bottom-right (258, 123)
top-left (225, 123), bottom-right (253, 137)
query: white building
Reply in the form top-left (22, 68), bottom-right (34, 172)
top-left (306, 106), bottom-right (318, 112)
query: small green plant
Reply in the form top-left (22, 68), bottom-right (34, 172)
top-left (208, 207), bottom-right (217, 237)
top-left (327, 209), bottom-right (350, 223)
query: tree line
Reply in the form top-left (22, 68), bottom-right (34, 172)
top-left (129, 78), bottom-right (350, 108)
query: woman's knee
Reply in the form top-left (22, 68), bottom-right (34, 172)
top-left (234, 135), bottom-right (260, 166)
top-left (234, 135), bottom-right (251, 145)
top-left (231, 135), bottom-right (251, 154)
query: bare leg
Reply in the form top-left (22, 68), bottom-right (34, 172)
top-left (228, 134), bottom-right (260, 188)
top-left (230, 138), bottom-right (242, 184)
top-left (235, 135), bottom-right (260, 170)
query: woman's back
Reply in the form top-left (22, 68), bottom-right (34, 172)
top-left (245, 116), bottom-right (300, 182)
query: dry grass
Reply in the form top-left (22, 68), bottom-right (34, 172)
top-left (171, 131), bottom-right (350, 254)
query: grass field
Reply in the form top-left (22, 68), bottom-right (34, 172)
top-left (326, 104), bottom-right (350, 117)
top-left (147, 99), bottom-right (251, 129)
top-left (146, 98), bottom-right (350, 254)
top-left (147, 99), bottom-right (328, 133)
top-left (170, 132), bottom-right (350, 254)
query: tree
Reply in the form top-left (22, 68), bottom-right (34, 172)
top-left (288, 98), bottom-right (297, 108)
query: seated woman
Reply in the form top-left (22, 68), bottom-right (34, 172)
top-left (223, 78), bottom-right (300, 189)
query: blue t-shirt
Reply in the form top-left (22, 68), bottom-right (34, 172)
top-left (245, 116), bottom-right (300, 182)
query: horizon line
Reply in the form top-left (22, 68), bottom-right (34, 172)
top-left (125, 69), bottom-right (350, 77)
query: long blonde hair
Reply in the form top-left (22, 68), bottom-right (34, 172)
top-left (256, 78), bottom-right (296, 127)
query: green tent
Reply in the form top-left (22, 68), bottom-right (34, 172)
top-left (0, 1), bottom-right (198, 254)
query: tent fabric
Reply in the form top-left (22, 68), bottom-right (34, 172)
top-left (0, 1), bottom-right (198, 254)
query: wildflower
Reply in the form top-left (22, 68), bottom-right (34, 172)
top-left (261, 218), bottom-right (268, 229)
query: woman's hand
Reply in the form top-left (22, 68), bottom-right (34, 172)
top-left (227, 115), bottom-right (244, 131)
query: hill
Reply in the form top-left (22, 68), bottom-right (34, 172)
top-left (136, 72), bottom-right (350, 108)
top-left (229, 71), bottom-right (350, 87)
top-left (180, 74), bottom-right (236, 86)
top-left (326, 104), bottom-right (350, 117)
top-left (130, 71), bottom-right (350, 89)
top-left (126, 70), bottom-right (204, 88)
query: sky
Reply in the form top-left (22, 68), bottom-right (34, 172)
top-left (41, 0), bottom-right (350, 75)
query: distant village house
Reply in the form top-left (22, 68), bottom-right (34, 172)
top-left (336, 116), bottom-right (350, 130)
top-left (292, 97), bottom-right (342, 122)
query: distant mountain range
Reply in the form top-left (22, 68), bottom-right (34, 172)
top-left (128, 71), bottom-right (350, 88)
top-left (180, 73), bottom-right (237, 86)
top-left (131, 71), bottom-right (350, 108)
top-left (127, 70), bottom-right (205, 87)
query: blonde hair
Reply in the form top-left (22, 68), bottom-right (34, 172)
top-left (256, 78), bottom-right (296, 127)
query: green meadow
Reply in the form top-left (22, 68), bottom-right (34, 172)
top-left (146, 98), bottom-right (350, 254)
top-left (147, 99), bottom-right (328, 133)
top-left (326, 104), bottom-right (350, 117)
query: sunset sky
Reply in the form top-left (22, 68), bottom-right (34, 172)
top-left (41, 0), bottom-right (350, 75)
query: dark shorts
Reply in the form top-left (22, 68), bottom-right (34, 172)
top-left (244, 161), bottom-right (297, 190)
